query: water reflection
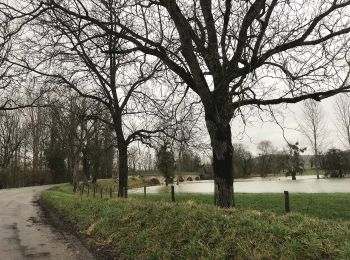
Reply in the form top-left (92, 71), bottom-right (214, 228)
top-left (130, 175), bottom-right (350, 194)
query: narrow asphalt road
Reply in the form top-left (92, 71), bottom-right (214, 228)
top-left (0, 185), bottom-right (95, 260)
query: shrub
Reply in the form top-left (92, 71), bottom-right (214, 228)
top-left (187, 176), bottom-right (193, 181)
top-left (199, 164), bottom-right (214, 180)
top-left (147, 178), bottom-right (161, 186)
top-left (321, 149), bottom-right (350, 177)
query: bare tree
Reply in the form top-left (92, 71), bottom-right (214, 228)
top-left (299, 100), bottom-right (326, 179)
top-left (335, 95), bottom-right (350, 149)
top-left (256, 140), bottom-right (277, 177)
top-left (3, 0), bottom-right (350, 206)
top-left (47, 96), bottom-right (113, 186)
top-left (0, 110), bottom-right (26, 168)
top-left (26, 96), bottom-right (48, 172)
top-left (0, 14), bottom-right (15, 110)
top-left (2, 1), bottom-right (190, 197)
top-left (0, 13), bottom-right (46, 111)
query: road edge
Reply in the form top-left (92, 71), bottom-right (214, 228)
top-left (36, 197), bottom-right (103, 260)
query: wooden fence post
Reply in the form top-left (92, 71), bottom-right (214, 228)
top-left (144, 186), bottom-right (146, 199)
top-left (93, 186), bottom-right (96, 198)
top-left (284, 191), bottom-right (290, 213)
top-left (100, 188), bottom-right (103, 199)
top-left (110, 187), bottom-right (112, 198)
top-left (87, 185), bottom-right (90, 197)
top-left (171, 185), bottom-right (175, 202)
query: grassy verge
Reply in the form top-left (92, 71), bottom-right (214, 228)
top-left (41, 185), bottom-right (350, 259)
top-left (130, 193), bottom-right (350, 221)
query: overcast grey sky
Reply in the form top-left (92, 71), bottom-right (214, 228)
top-left (232, 95), bottom-right (345, 155)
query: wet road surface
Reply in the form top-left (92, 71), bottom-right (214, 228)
top-left (0, 185), bottom-right (95, 260)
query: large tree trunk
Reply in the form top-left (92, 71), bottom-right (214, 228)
top-left (117, 143), bottom-right (128, 198)
top-left (206, 114), bottom-right (234, 208)
top-left (113, 111), bottom-right (129, 198)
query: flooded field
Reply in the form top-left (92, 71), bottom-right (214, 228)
top-left (130, 175), bottom-right (350, 194)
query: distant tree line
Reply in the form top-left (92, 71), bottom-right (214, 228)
top-left (0, 95), bottom-right (204, 189)
top-left (213, 141), bottom-right (350, 180)
top-left (0, 95), bottom-right (116, 189)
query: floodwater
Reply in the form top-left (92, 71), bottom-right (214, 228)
top-left (130, 175), bottom-right (350, 194)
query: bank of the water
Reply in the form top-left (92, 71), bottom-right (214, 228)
top-left (41, 185), bottom-right (350, 259)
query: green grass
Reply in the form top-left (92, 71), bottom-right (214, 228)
top-left (41, 185), bottom-right (350, 259)
top-left (130, 193), bottom-right (350, 221)
top-left (129, 170), bottom-right (200, 177)
top-left (74, 179), bottom-right (350, 221)
top-left (302, 168), bottom-right (325, 176)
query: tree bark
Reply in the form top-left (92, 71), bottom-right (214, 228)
top-left (206, 114), bottom-right (234, 208)
top-left (117, 143), bottom-right (128, 198)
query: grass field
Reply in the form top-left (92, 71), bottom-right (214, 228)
top-left (41, 185), bottom-right (350, 259)
top-left (130, 193), bottom-right (350, 221)
top-left (87, 178), bottom-right (350, 221)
